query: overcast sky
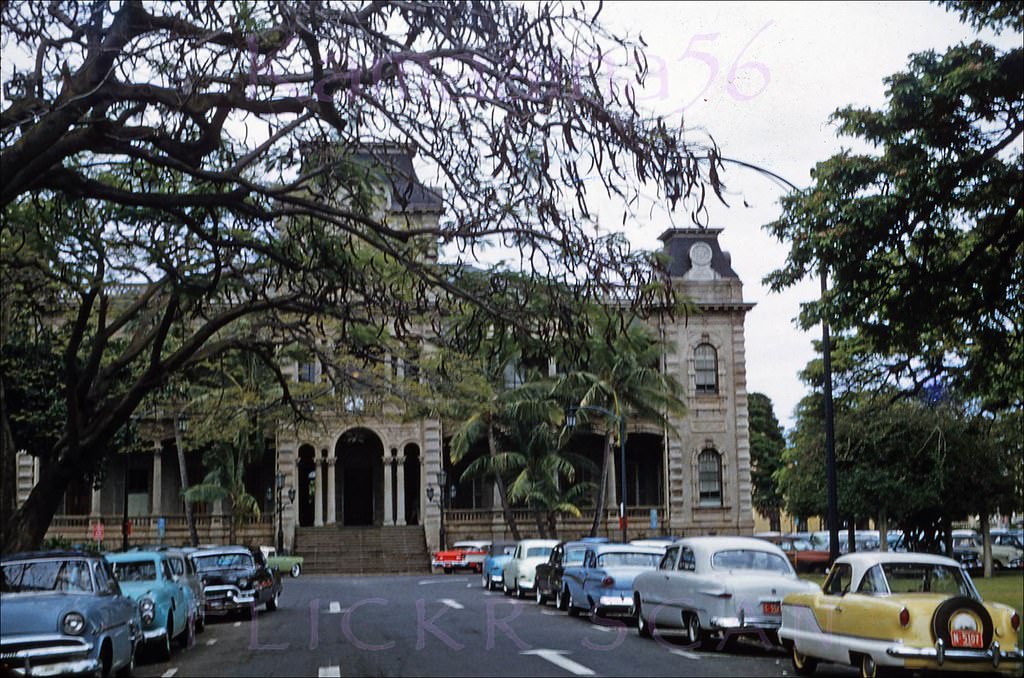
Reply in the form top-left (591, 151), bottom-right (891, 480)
top-left (591, 0), bottom-right (1018, 430)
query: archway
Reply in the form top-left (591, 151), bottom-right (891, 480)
top-left (335, 428), bottom-right (384, 526)
top-left (297, 445), bottom-right (316, 527)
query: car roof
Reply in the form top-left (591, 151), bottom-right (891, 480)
top-left (190, 546), bottom-right (253, 556)
top-left (106, 550), bottom-right (166, 560)
top-left (516, 539), bottom-right (559, 548)
top-left (2, 550), bottom-right (102, 562)
top-left (586, 544), bottom-right (665, 556)
top-left (453, 541), bottom-right (490, 548)
top-left (836, 551), bottom-right (961, 568)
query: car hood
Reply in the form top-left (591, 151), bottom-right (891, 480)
top-left (117, 581), bottom-right (162, 601)
top-left (200, 568), bottom-right (256, 586)
top-left (0, 592), bottom-right (98, 635)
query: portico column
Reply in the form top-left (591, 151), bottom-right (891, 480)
top-left (326, 457), bottom-right (337, 525)
top-left (314, 453), bottom-right (324, 527)
top-left (395, 450), bottom-right (406, 526)
top-left (383, 454), bottom-right (394, 525)
top-left (150, 442), bottom-right (162, 515)
top-left (90, 485), bottom-right (102, 517)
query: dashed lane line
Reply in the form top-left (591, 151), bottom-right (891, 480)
top-left (438, 598), bottom-right (465, 610)
top-left (318, 667), bottom-right (341, 677)
top-left (161, 670), bottom-right (178, 678)
top-left (205, 638), bottom-right (218, 646)
top-left (520, 649), bottom-right (595, 676)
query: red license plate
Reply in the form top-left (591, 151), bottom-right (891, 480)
top-left (761, 602), bottom-right (781, 616)
top-left (950, 629), bottom-right (983, 649)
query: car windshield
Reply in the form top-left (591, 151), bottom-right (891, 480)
top-left (111, 560), bottom-right (158, 582)
top-left (490, 544), bottom-right (515, 556)
top-left (526, 547), bottom-right (552, 558)
top-left (193, 553), bottom-right (254, 571)
top-left (881, 563), bottom-right (977, 598)
top-left (711, 550), bottom-right (791, 574)
top-left (1, 559), bottom-right (94, 593)
top-left (596, 552), bottom-right (661, 568)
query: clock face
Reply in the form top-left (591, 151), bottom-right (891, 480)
top-left (690, 242), bottom-right (713, 266)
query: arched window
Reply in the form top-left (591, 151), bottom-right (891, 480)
top-left (698, 448), bottom-right (723, 507)
top-left (694, 343), bottom-right (718, 394)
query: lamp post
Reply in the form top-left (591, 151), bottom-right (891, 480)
top-left (566, 405), bottom-right (628, 543)
top-left (275, 472), bottom-right (287, 553)
top-left (427, 469), bottom-right (447, 550)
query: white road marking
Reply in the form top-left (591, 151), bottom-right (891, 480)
top-left (233, 621), bottom-right (241, 627)
top-left (521, 649), bottom-right (595, 676)
top-left (669, 649), bottom-right (702, 660)
top-left (328, 601), bottom-right (342, 614)
top-left (541, 610), bottom-right (560, 616)
top-left (318, 667), bottom-right (341, 677)
top-left (467, 583), bottom-right (473, 588)
top-left (417, 577), bottom-right (470, 585)
top-left (438, 598), bottom-right (464, 610)
top-left (205, 638), bottom-right (218, 646)
top-left (161, 670), bottom-right (178, 678)
top-left (589, 624), bottom-right (613, 632)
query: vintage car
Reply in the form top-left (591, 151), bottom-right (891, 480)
top-left (107, 550), bottom-right (195, 660)
top-left (481, 541), bottom-right (517, 590)
top-left (259, 546), bottom-right (304, 578)
top-left (432, 540), bottom-right (490, 574)
top-left (1, 551), bottom-right (140, 677)
top-left (138, 547), bottom-right (206, 633)
top-left (562, 543), bottom-right (664, 618)
top-left (779, 552), bottom-right (1022, 677)
top-left (501, 539), bottom-right (558, 598)
top-left (534, 541), bottom-right (590, 607)
top-left (952, 533), bottom-right (1022, 570)
top-left (188, 546), bottom-right (282, 616)
top-left (632, 536), bottom-right (818, 647)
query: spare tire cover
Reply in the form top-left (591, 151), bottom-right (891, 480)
top-left (930, 596), bottom-right (993, 649)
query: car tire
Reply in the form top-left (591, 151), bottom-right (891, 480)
top-left (114, 641), bottom-right (135, 678)
top-left (556, 587), bottom-right (568, 611)
top-left (536, 586), bottom-right (547, 605)
top-left (443, 567), bottom-right (452, 574)
top-left (859, 653), bottom-right (886, 678)
top-left (503, 580), bottom-right (513, 596)
top-left (791, 645), bottom-right (818, 676)
top-left (178, 611), bottom-right (195, 649)
top-left (685, 612), bottom-right (705, 649)
top-left (567, 590), bottom-right (579, 617)
top-left (930, 596), bottom-right (993, 649)
top-left (482, 572), bottom-right (490, 589)
top-left (635, 597), bottom-right (652, 639)
top-left (291, 563), bottom-right (302, 578)
top-left (196, 608), bottom-right (205, 634)
top-left (266, 590), bottom-right (280, 611)
top-left (588, 600), bottom-right (601, 623)
top-left (155, 615), bottom-right (172, 662)
top-left (515, 582), bottom-right (525, 599)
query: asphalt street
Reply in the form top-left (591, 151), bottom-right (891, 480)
top-left (133, 574), bottom-right (860, 677)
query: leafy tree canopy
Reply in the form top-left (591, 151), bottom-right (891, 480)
top-left (765, 1), bottom-right (1022, 410)
top-left (748, 392), bottom-right (785, 530)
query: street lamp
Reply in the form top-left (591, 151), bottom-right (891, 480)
top-left (427, 470), bottom-right (448, 550)
top-left (566, 405), bottom-right (628, 543)
top-left (275, 472), bottom-right (286, 553)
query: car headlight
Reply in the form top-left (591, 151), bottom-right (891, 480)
top-left (238, 578), bottom-right (249, 590)
top-left (139, 597), bottom-right (156, 624)
top-left (62, 612), bottom-right (86, 635)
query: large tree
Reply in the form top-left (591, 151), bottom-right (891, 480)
top-left (764, 1), bottom-right (1022, 411)
top-left (748, 392), bottom-right (785, 533)
top-left (0, 2), bottom-right (725, 553)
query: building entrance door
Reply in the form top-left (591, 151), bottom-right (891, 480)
top-left (335, 428), bottom-right (383, 526)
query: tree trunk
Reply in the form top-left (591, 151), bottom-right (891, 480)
top-left (981, 513), bottom-right (992, 579)
top-left (534, 507), bottom-right (546, 538)
top-left (174, 424), bottom-right (199, 547)
top-left (0, 375), bottom-right (19, 552)
top-left (878, 510), bottom-right (888, 553)
top-left (589, 431), bottom-right (613, 538)
top-left (487, 423), bottom-right (521, 541)
top-left (547, 512), bottom-right (558, 540)
top-left (847, 520), bottom-right (856, 554)
top-left (228, 503), bottom-right (237, 545)
top-left (1, 457), bottom-right (73, 554)
top-left (769, 508), bottom-right (781, 533)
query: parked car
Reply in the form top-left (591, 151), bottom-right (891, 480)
top-left (632, 536), bottom-right (818, 648)
top-left (188, 546), bottom-right (282, 617)
top-left (1, 551), bottom-right (141, 677)
top-left (259, 546), bottom-right (304, 578)
top-left (431, 540), bottom-right (490, 574)
top-left (562, 543), bottom-right (664, 619)
top-left (107, 550), bottom-right (195, 660)
top-left (534, 541), bottom-right (590, 608)
top-left (952, 534), bottom-right (1022, 570)
top-left (136, 547), bottom-right (206, 633)
top-left (779, 551), bottom-right (1023, 677)
top-left (481, 541), bottom-right (517, 590)
top-left (501, 539), bottom-right (558, 598)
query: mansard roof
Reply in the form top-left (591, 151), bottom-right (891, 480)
top-left (658, 228), bottom-right (739, 280)
top-left (352, 145), bottom-right (443, 214)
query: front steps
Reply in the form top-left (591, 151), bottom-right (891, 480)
top-left (294, 525), bottom-right (431, 575)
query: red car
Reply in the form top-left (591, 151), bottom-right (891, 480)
top-left (431, 541), bottom-right (491, 574)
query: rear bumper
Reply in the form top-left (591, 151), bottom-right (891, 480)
top-left (888, 640), bottom-right (1024, 669)
top-left (710, 614), bottom-right (782, 631)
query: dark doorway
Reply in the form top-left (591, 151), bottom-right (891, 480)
top-left (335, 428), bottom-right (383, 526)
top-left (404, 444), bottom-right (421, 525)
top-left (297, 445), bottom-right (316, 527)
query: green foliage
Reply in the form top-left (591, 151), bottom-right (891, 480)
top-left (765, 5), bottom-right (1023, 411)
top-left (748, 393), bottom-right (785, 528)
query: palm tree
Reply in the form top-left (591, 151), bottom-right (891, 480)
top-left (184, 437), bottom-right (261, 544)
top-left (555, 317), bottom-right (687, 537)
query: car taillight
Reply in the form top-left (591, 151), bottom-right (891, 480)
top-left (899, 607), bottom-right (910, 627)
top-left (1012, 612), bottom-right (1020, 632)
top-left (601, 576), bottom-right (614, 587)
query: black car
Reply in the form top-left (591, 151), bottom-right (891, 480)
top-left (533, 541), bottom-right (590, 609)
top-left (188, 546), bottom-right (281, 617)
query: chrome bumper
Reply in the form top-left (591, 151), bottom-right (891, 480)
top-left (204, 585), bottom-right (256, 613)
top-left (142, 628), bottom-right (168, 642)
top-left (710, 613), bottom-right (782, 630)
top-left (0, 634), bottom-right (99, 677)
top-left (887, 639), bottom-right (1024, 668)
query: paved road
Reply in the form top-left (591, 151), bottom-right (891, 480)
top-left (133, 575), bottom-right (859, 677)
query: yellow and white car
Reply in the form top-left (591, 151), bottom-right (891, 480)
top-left (779, 552), bottom-right (1022, 677)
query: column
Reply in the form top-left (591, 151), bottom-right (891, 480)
top-left (395, 451), bottom-right (406, 526)
top-left (314, 455), bottom-right (324, 527)
top-left (382, 454), bottom-right (394, 525)
top-left (150, 442), bottom-right (162, 515)
top-left (90, 486), bottom-right (102, 517)
top-left (326, 457), bottom-right (337, 525)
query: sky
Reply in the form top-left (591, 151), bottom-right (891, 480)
top-left (587, 1), bottom-right (1018, 430)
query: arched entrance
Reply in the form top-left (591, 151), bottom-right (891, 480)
top-left (297, 445), bottom-right (317, 527)
top-left (335, 428), bottom-right (384, 526)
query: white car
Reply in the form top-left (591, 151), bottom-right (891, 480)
top-left (502, 539), bottom-right (558, 598)
top-left (632, 536), bottom-right (818, 648)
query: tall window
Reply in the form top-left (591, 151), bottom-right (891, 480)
top-left (698, 448), bottom-right (723, 506)
top-left (694, 343), bottom-right (718, 394)
top-left (298, 361), bottom-right (318, 383)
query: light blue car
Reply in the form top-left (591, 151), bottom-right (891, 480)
top-left (106, 551), bottom-right (195, 660)
top-left (480, 541), bottom-right (517, 591)
top-left (563, 543), bottom-right (664, 619)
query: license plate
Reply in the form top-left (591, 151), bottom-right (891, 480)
top-left (761, 601), bottom-right (781, 616)
top-left (950, 629), bottom-right (983, 649)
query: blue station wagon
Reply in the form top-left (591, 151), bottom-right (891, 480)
top-left (1, 551), bottom-right (140, 677)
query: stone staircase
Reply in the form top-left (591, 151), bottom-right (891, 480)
top-left (294, 525), bottom-right (431, 575)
